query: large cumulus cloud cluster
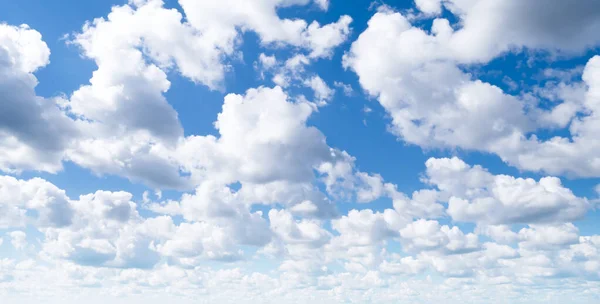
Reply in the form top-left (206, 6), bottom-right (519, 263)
top-left (2, 0), bottom-right (600, 303)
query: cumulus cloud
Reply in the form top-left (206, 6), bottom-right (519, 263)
top-left (161, 86), bottom-right (344, 206)
top-left (1, 0), bottom-right (353, 189)
top-left (9, 231), bottom-right (27, 250)
top-left (149, 182), bottom-right (272, 253)
top-left (0, 175), bottom-right (73, 228)
top-left (0, 174), bottom-right (599, 302)
top-left (304, 75), bottom-right (335, 105)
top-left (506, 56), bottom-right (600, 177)
top-left (325, 209), bottom-right (406, 271)
top-left (425, 157), bottom-right (590, 225)
top-left (269, 209), bottom-right (331, 249)
top-left (444, 0), bottom-right (600, 60)
top-left (517, 223), bottom-right (580, 251)
top-left (3, 1), bottom-right (600, 302)
top-left (345, 5), bottom-right (600, 178)
top-left (0, 24), bottom-right (77, 173)
top-left (344, 10), bottom-right (532, 150)
top-left (0, 175), bottom-right (266, 269)
top-left (178, 0), bottom-right (351, 59)
top-left (399, 219), bottom-right (479, 254)
top-left (414, 0), bottom-right (443, 15)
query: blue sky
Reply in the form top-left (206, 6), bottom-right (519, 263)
top-left (1, 0), bottom-right (600, 303)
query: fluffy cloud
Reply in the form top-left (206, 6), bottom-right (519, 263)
top-left (443, 0), bottom-right (600, 60)
top-left (1, 0), bottom-right (353, 189)
top-left (313, 0), bottom-right (329, 11)
top-left (0, 174), bottom-right (599, 302)
top-left (414, 0), bottom-right (442, 15)
top-left (237, 180), bottom-right (337, 218)
top-left (411, 0), bottom-right (600, 60)
top-left (179, 0), bottom-right (351, 59)
top-left (75, 0), bottom-right (350, 91)
top-left (344, 10), bottom-right (532, 151)
top-left (3, 1), bottom-right (600, 302)
top-left (269, 209), bottom-right (331, 249)
top-left (379, 254), bottom-right (427, 275)
top-left (345, 5), bottom-right (600, 178)
top-left (0, 175), bottom-right (267, 269)
top-left (389, 187), bottom-right (445, 219)
top-left (517, 224), bottom-right (580, 251)
top-left (0, 175), bottom-right (73, 228)
top-left (41, 190), bottom-right (161, 268)
top-left (0, 24), bottom-right (76, 173)
top-left (304, 75), bottom-right (335, 105)
top-left (9, 231), bottom-right (27, 250)
top-left (399, 219), bottom-right (479, 254)
top-left (156, 221), bottom-right (245, 263)
top-left (425, 157), bottom-right (590, 224)
top-left (561, 235), bottom-right (600, 280)
top-left (326, 209), bottom-right (406, 270)
top-left (505, 56), bottom-right (600, 177)
top-left (258, 53), bottom-right (339, 105)
top-left (187, 86), bottom-right (330, 184)
top-left (149, 182), bottom-right (272, 254)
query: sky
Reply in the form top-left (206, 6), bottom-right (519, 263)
top-left (1, 0), bottom-right (600, 303)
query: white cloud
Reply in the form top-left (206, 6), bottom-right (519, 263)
top-left (313, 0), bottom-right (329, 10)
top-left (262, 53), bottom-right (340, 106)
top-left (379, 255), bottom-right (427, 275)
top-left (179, 0), bottom-right (351, 59)
top-left (4, 1), bottom-right (600, 302)
top-left (289, 200), bottom-right (319, 214)
top-left (414, 0), bottom-right (443, 15)
top-left (425, 157), bottom-right (590, 224)
top-left (475, 225), bottom-right (519, 244)
top-left (444, 0), bottom-right (600, 60)
top-left (518, 224), bottom-right (580, 251)
top-left (256, 53), bottom-right (278, 78)
top-left (4, 156), bottom-right (586, 292)
top-left (390, 187), bottom-right (446, 219)
top-left (304, 75), bottom-right (335, 105)
top-left (345, 6), bottom-right (600, 178)
top-left (269, 209), bottom-right (331, 248)
top-left (0, 175), bottom-right (266, 269)
top-left (40, 189), bottom-right (163, 269)
top-left (9, 231), bottom-right (27, 250)
top-left (0, 175), bottom-right (73, 228)
top-left (175, 86), bottom-right (333, 186)
top-left (562, 235), bottom-right (600, 280)
top-left (237, 180), bottom-right (337, 218)
top-left (73, 0), bottom-right (230, 90)
top-left (501, 56), bottom-right (600, 177)
top-left (150, 181), bottom-right (272, 251)
top-left (344, 11), bottom-right (532, 151)
top-left (67, 82), bottom-right (343, 190)
top-left (354, 172), bottom-right (385, 203)
top-left (326, 209), bottom-right (406, 270)
top-left (334, 81), bottom-right (353, 96)
top-left (304, 15), bottom-right (352, 59)
top-left (1, 0), bottom-right (353, 189)
top-left (157, 221), bottom-right (244, 263)
top-left (0, 24), bottom-right (49, 73)
top-left (399, 219), bottom-right (479, 254)
top-left (0, 24), bottom-right (77, 173)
